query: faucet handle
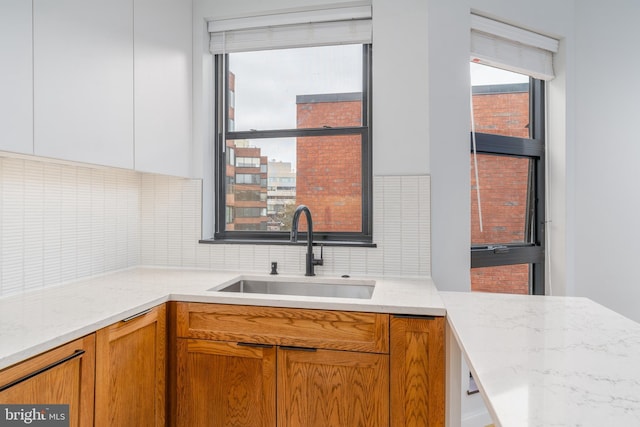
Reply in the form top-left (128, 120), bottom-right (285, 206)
top-left (313, 244), bottom-right (324, 266)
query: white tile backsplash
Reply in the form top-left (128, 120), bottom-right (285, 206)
top-left (139, 174), bottom-right (431, 278)
top-left (0, 154), bottom-right (431, 296)
top-left (0, 156), bottom-right (140, 297)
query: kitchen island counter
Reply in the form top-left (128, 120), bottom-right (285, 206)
top-left (442, 291), bottom-right (640, 426)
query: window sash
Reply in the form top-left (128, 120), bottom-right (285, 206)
top-left (470, 79), bottom-right (545, 295)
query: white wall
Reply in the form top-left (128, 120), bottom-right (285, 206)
top-left (427, 0), bottom-right (472, 293)
top-left (572, 1), bottom-right (640, 322)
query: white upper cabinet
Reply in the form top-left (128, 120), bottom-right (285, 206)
top-left (33, 0), bottom-right (135, 169)
top-left (0, 1), bottom-right (34, 155)
top-left (134, 0), bottom-right (192, 177)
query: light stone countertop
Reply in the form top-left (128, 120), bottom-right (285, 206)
top-left (441, 291), bottom-right (640, 427)
top-left (6, 268), bottom-right (640, 426)
top-left (0, 266), bottom-right (445, 371)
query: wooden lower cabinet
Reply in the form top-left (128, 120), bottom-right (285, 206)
top-left (95, 304), bottom-right (166, 427)
top-left (390, 315), bottom-right (446, 427)
top-left (278, 347), bottom-right (389, 427)
top-left (0, 334), bottom-right (96, 427)
top-left (175, 338), bottom-right (276, 427)
top-left (172, 303), bottom-right (446, 427)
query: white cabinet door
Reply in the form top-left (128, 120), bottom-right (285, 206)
top-left (33, 0), bottom-right (134, 169)
top-left (0, 0), bottom-right (33, 154)
top-left (134, 0), bottom-right (192, 177)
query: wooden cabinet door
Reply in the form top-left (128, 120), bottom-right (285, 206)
top-left (0, 334), bottom-right (95, 427)
top-left (390, 316), bottom-right (445, 427)
top-left (175, 338), bottom-right (276, 427)
top-left (277, 348), bottom-right (389, 427)
top-left (95, 304), bottom-right (166, 427)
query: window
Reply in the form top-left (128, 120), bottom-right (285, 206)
top-left (468, 13), bottom-right (557, 295)
top-left (236, 157), bottom-right (261, 168)
top-left (470, 63), bottom-right (545, 295)
top-left (235, 173), bottom-right (261, 185)
top-left (214, 44), bottom-right (372, 242)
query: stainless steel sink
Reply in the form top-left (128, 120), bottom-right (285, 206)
top-left (211, 277), bottom-right (375, 299)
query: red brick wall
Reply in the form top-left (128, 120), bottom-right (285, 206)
top-left (296, 99), bottom-right (362, 232)
top-left (472, 92), bottom-right (529, 138)
top-left (297, 100), bottom-right (361, 128)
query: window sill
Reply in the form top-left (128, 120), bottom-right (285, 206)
top-left (198, 238), bottom-right (377, 248)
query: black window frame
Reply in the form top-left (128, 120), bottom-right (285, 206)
top-left (211, 44), bottom-right (374, 245)
top-left (470, 78), bottom-right (545, 295)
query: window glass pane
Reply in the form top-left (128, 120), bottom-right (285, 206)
top-left (471, 153), bottom-right (533, 246)
top-left (471, 264), bottom-right (530, 294)
top-left (471, 63), bottom-right (530, 138)
top-left (225, 135), bottom-right (362, 233)
top-left (296, 134), bottom-right (362, 233)
top-left (228, 45), bottom-right (363, 131)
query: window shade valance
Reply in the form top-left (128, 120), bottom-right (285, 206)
top-left (209, 5), bottom-right (372, 54)
top-left (470, 14), bottom-right (559, 80)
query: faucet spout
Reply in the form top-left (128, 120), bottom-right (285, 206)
top-left (290, 205), bottom-right (323, 276)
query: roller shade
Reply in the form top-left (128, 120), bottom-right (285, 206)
top-left (470, 14), bottom-right (558, 80)
top-left (209, 5), bottom-right (372, 54)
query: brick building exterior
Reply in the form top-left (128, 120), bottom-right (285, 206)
top-left (225, 140), bottom-right (268, 231)
top-left (295, 93), bottom-right (363, 232)
top-left (225, 69), bottom-right (269, 231)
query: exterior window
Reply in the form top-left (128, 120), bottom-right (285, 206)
top-left (214, 44), bottom-right (372, 242)
top-left (225, 206), bottom-right (234, 224)
top-left (470, 63), bottom-right (545, 295)
top-left (236, 174), bottom-right (261, 185)
top-left (236, 207), bottom-right (267, 218)
top-left (236, 157), bottom-right (261, 168)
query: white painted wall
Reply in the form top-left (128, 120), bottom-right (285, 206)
top-left (427, 0), bottom-right (472, 293)
top-left (572, 1), bottom-right (640, 323)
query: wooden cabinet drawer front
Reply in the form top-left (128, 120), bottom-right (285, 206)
top-left (0, 334), bottom-right (96, 427)
top-left (176, 303), bottom-right (389, 353)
